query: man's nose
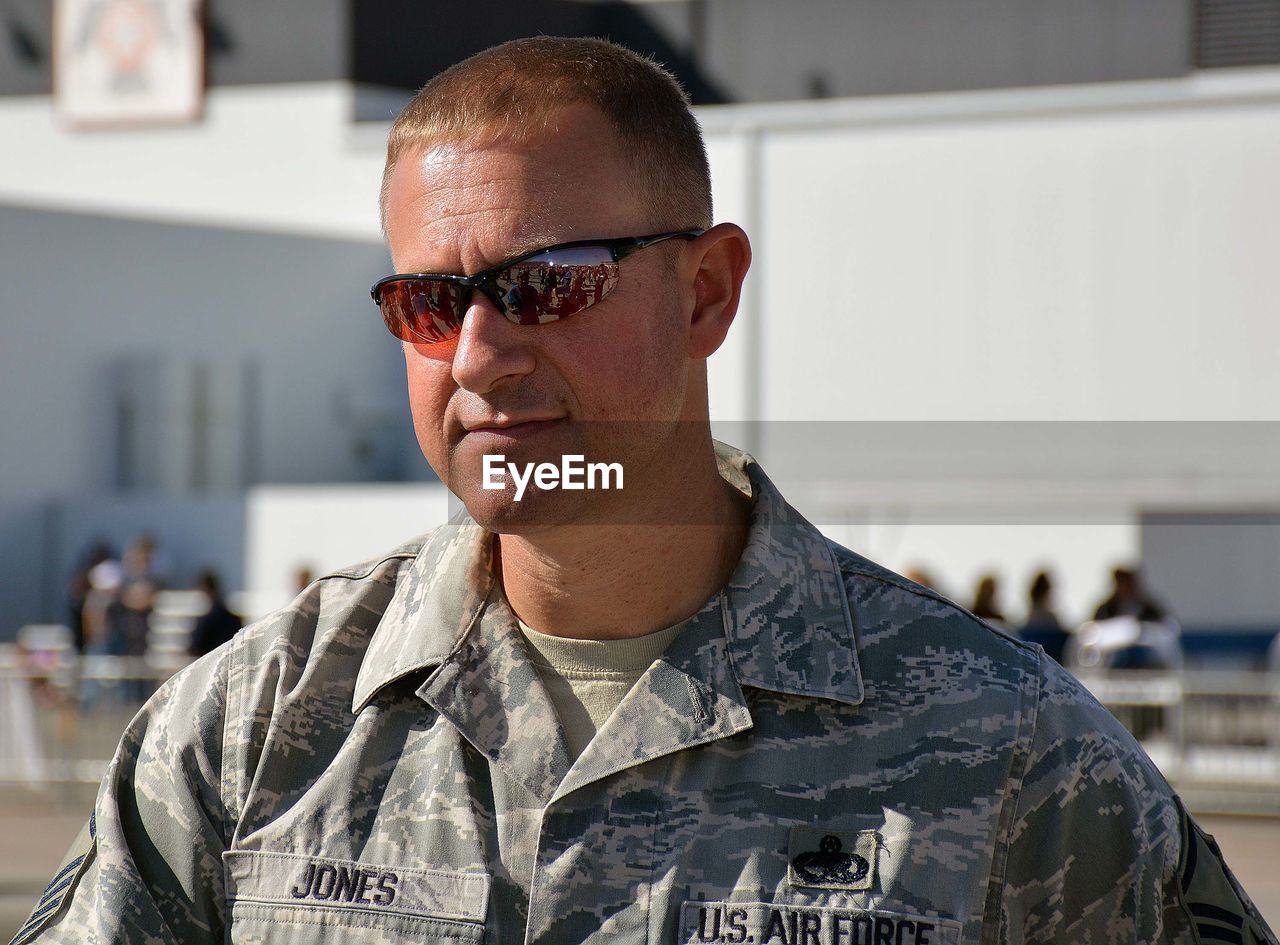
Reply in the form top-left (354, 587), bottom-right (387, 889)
top-left (451, 290), bottom-right (537, 394)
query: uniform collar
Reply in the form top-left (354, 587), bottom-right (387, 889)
top-left (352, 442), bottom-right (864, 715)
top-left (715, 443), bottom-right (865, 707)
top-left (352, 510), bottom-right (494, 713)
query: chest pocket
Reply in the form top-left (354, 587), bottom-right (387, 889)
top-left (224, 850), bottom-right (489, 944)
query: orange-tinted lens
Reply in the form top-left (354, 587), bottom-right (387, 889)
top-left (378, 279), bottom-right (463, 343)
top-left (496, 247), bottom-right (619, 325)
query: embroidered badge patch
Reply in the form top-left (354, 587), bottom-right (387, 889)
top-left (788, 828), bottom-right (879, 892)
top-left (679, 902), bottom-right (962, 945)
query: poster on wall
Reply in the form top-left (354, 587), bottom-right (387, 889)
top-left (54, 0), bottom-right (204, 128)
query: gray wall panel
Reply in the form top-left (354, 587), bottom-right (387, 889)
top-left (0, 501), bottom-right (54, 638)
top-left (698, 0), bottom-right (1192, 101)
top-left (0, 203), bottom-right (437, 638)
top-left (1142, 513), bottom-right (1280, 628)
top-left (0, 0), bottom-right (347, 96)
top-left (3, 1), bottom-right (1195, 101)
top-left (0, 203), bottom-right (420, 505)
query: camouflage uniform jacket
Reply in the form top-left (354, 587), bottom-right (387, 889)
top-left (16, 446), bottom-right (1277, 945)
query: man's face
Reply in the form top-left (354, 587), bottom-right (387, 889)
top-left (384, 105), bottom-right (698, 532)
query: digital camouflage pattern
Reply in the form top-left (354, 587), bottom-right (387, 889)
top-left (14, 445), bottom-right (1278, 944)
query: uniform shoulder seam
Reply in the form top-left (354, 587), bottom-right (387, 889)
top-left (224, 538), bottom-right (426, 664)
top-left (827, 541), bottom-right (955, 606)
top-left (318, 549), bottom-right (418, 582)
top-left (216, 643), bottom-right (234, 846)
top-left (313, 535), bottom-right (427, 583)
top-left (834, 548), bottom-right (1041, 659)
top-left (978, 644), bottom-right (1045, 940)
top-left (225, 616), bottom-right (249, 833)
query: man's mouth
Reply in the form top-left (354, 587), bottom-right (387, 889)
top-left (461, 417), bottom-right (566, 440)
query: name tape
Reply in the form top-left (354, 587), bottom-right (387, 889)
top-left (224, 851), bottom-right (489, 923)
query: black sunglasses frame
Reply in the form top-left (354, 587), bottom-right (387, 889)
top-left (369, 229), bottom-right (705, 317)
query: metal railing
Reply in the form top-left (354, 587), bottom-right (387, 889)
top-left (1066, 670), bottom-right (1280, 813)
top-left (3, 641), bottom-right (1280, 812)
top-left (0, 650), bottom-right (192, 785)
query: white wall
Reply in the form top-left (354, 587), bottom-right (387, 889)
top-left (697, 73), bottom-right (1280, 623)
top-left (0, 83), bottom-right (383, 240)
top-left (826, 515), bottom-right (1139, 628)
top-left (5, 77), bottom-right (1278, 427)
top-left (700, 70), bottom-right (1280, 423)
top-left (243, 483), bottom-right (450, 617)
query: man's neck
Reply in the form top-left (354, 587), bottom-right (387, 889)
top-left (496, 449), bottom-right (751, 641)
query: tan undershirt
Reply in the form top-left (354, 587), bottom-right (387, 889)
top-left (517, 618), bottom-right (689, 761)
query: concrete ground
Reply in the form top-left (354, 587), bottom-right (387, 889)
top-left (1, 786), bottom-right (97, 943)
top-left (1, 786), bottom-right (1277, 940)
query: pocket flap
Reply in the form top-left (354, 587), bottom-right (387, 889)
top-left (224, 850), bottom-right (489, 924)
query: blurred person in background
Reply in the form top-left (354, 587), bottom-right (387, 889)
top-left (1018, 570), bottom-right (1068, 664)
top-left (1093, 565), bottom-right (1167, 623)
top-left (65, 541), bottom-right (113, 654)
top-left (1088, 566), bottom-right (1178, 672)
top-left (104, 537), bottom-right (158, 655)
top-left (104, 536), bottom-right (160, 702)
top-left (186, 570), bottom-right (243, 658)
top-left (292, 564), bottom-right (314, 595)
top-left (903, 564), bottom-right (940, 592)
top-left (81, 548), bottom-right (123, 654)
top-left (970, 573), bottom-right (1006, 625)
top-left (17, 35), bottom-right (1276, 945)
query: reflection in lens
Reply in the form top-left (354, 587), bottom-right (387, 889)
top-left (381, 279), bottom-right (462, 343)
top-left (504, 265), bottom-right (544, 326)
top-left (497, 246), bottom-right (619, 325)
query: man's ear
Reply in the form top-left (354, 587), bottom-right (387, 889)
top-left (685, 223), bottom-right (752, 359)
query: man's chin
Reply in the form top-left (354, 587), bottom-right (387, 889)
top-left (454, 486), bottom-right (594, 535)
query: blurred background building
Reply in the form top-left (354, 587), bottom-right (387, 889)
top-left (4, 0), bottom-right (1280, 640)
top-left (3, 0), bottom-right (1280, 934)
top-left (3, 0), bottom-right (1280, 912)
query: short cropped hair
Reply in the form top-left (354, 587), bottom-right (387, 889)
top-left (381, 36), bottom-right (712, 233)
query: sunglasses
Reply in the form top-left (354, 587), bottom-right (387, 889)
top-left (370, 229), bottom-right (704, 344)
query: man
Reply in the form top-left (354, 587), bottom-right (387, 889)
top-left (505, 268), bottom-right (544, 325)
top-left (16, 36), bottom-right (1275, 945)
top-left (1094, 567), bottom-right (1168, 623)
top-left (186, 570), bottom-right (243, 659)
